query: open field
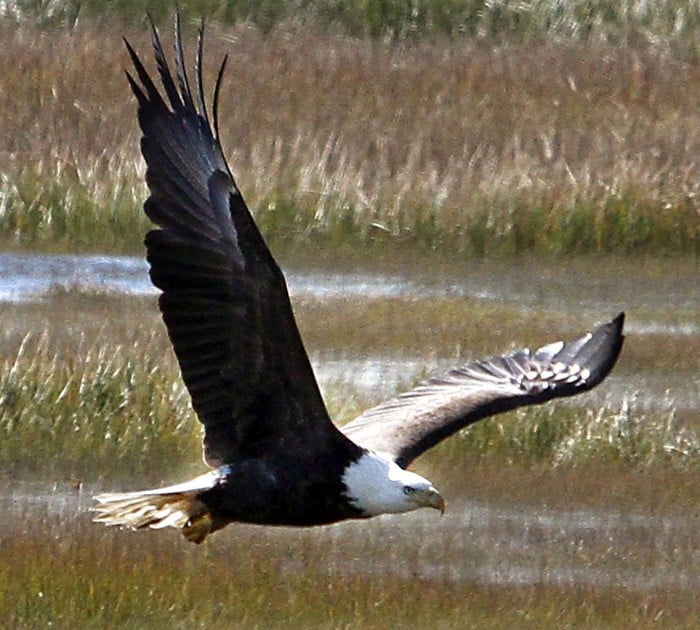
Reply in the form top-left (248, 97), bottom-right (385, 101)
top-left (1, 231), bottom-right (698, 627)
top-left (0, 15), bottom-right (698, 256)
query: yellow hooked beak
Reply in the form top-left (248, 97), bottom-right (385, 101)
top-left (415, 486), bottom-right (445, 515)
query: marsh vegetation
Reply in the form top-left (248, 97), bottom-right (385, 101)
top-left (2, 481), bottom-right (699, 628)
top-left (0, 9), bottom-right (698, 256)
top-left (1, 254), bottom-right (698, 626)
top-left (1, 3), bottom-right (698, 627)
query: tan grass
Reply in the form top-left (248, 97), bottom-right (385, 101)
top-left (0, 19), bottom-right (698, 253)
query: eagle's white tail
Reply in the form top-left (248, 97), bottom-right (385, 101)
top-left (92, 471), bottom-right (221, 544)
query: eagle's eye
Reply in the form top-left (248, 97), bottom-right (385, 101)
top-left (403, 486), bottom-right (416, 495)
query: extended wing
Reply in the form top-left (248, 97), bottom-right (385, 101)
top-left (125, 16), bottom-right (359, 467)
top-left (342, 313), bottom-right (625, 468)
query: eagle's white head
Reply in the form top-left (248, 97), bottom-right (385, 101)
top-left (342, 451), bottom-right (445, 516)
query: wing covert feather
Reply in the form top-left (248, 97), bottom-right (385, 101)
top-left (342, 314), bottom-right (625, 468)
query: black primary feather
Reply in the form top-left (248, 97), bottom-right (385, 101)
top-left (124, 15), bottom-right (362, 469)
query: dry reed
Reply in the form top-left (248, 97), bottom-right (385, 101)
top-left (0, 18), bottom-right (697, 255)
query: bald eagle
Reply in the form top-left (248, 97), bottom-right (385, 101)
top-left (93, 16), bottom-right (625, 544)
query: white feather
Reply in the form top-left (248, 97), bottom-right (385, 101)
top-left (342, 452), bottom-right (436, 516)
top-left (92, 470), bottom-right (221, 543)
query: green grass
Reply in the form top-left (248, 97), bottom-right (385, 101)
top-left (3, 330), bottom-right (693, 479)
top-left (9, 0), bottom-right (700, 46)
top-left (0, 330), bottom-right (201, 481)
top-left (255, 187), bottom-right (700, 258)
top-left (0, 173), bottom-right (148, 253)
top-left (449, 403), bottom-right (699, 470)
top-left (1, 288), bottom-right (697, 481)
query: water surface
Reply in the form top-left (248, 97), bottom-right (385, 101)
top-left (1, 253), bottom-right (697, 337)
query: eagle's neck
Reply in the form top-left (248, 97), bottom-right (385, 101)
top-left (341, 451), bottom-right (440, 516)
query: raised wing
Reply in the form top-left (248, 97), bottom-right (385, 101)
top-left (125, 16), bottom-right (358, 467)
top-left (342, 313), bottom-right (625, 468)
